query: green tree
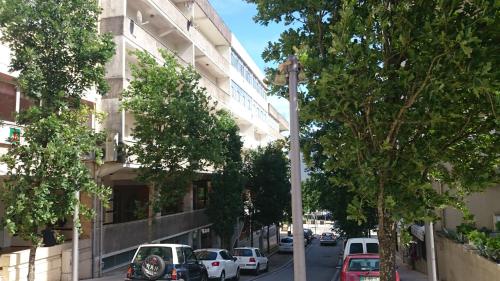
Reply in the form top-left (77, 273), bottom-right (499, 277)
top-left (247, 141), bottom-right (291, 253)
top-left (206, 111), bottom-right (245, 250)
top-left (0, 0), bottom-right (115, 112)
top-left (0, 108), bottom-right (111, 281)
top-left (122, 49), bottom-right (225, 215)
top-left (0, 1), bottom-right (114, 280)
top-left (249, 1), bottom-right (499, 279)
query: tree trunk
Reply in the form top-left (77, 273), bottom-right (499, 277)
top-left (27, 245), bottom-right (37, 281)
top-left (250, 219), bottom-right (254, 247)
top-left (266, 225), bottom-right (270, 253)
top-left (378, 187), bottom-right (397, 281)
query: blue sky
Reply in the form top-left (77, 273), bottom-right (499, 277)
top-left (209, 0), bottom-right (290, 121)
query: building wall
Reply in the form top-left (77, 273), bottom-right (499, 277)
top-left (437, 185), bottom-right (500, 232)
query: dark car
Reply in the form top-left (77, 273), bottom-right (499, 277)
top-left (303, 228), bottom-right (313, 244)
top-left (125, 244), bottom-right (208, 281)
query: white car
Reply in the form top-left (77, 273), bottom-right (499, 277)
top-left (194, 249), bottom-right (240, 281)
top-left (232, 247), bottom-right (269, 275)
top-left (279, 237), bottom-right (293, 253)
top-left (343, 237), bottom-right (379, 260)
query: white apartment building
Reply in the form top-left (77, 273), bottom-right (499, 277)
top-left (0, 0), bottom-right (288, 278)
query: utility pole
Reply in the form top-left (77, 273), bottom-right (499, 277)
top-left (286, 55), bottom-right (307, 281)
top-left (72, 191), bottom-right (80, 281)
top-left (425, 222), bottom-right (437, 281)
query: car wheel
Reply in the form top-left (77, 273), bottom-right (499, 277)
top-left (141, 255), bottom-right (165, 280)
top-left (234, 268), bottom-right (240, 281)
top-left (254, 264), bottom-right (260, 275)
top-left (220, 271), bottom-right (225, 281)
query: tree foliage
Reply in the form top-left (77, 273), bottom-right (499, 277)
top-left (206, 111), bottom-right (245, 249)
top-left (122, 50), bottom-right (225, 210)
top-left (247, 141), bottom-right (290, 229)
top-left (248, 0), bottom-right (499, 280)
top-left (0, 0), bottom-right (115, 112)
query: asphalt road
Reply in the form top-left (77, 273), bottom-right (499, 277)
top-left (239, 238), bottom-right (342, 281)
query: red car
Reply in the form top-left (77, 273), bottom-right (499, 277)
top-left (341, 254), bottom-right (400, 281)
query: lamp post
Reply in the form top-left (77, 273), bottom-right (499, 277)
top-left (277, 55), bottom-right (307, 281)
top-left (72, 190), bottom-right (79, 281)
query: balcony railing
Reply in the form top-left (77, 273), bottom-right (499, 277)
top-left (125, 17), bottom-right (189, 67)
top-left (149, 0), bottom-right (190, 35)
top-left (199, 75), bottom-right (230, 107)
top-left (102, 209), bottom-right (210, 255)
top-left (192, 28), bottom-right (229, 74)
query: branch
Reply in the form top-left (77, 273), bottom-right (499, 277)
top-left (385, 53), bottom-right (447, 147)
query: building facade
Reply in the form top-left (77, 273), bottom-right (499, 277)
top-left (0, 0), bottom-right (289, 278)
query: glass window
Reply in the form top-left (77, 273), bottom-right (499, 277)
top-left (184, 247), bottom-right (197, 263)
top-left (233, 249), bottom-right (253, 257)
top-left (255, 249), bottom-right (262, 257)
top-left (348, 258), bottom-right (379, 271)
top-left (176, 247), bottom-right (185, 264)
top-left (349, 243), bottom-right (364, 254)
top-left (219, 251), bottom-right (231, 260)
top-left (133, 246), bottom-right (173, 264)
top-left (366, 243), bottom-right (379, 254)
top-left (281, 237), bottom-right (293, 243)
top-left (193, 180), bottom-right (208, 210)
top-left (0, 82), bottom-right (16, 122)
top-left (195, 250), bottom-right (217, 260)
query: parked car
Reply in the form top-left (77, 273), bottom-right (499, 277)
top-left (343, 238), bottom-right (379, 260)
top-left (320, 232), bottom-right (337, 246)
top-left (303, 228), bottom-right (314, 244)
top-left (232, 247), bottom-right (269, 275)
top-left (341, 254), bottom-right (400, 281)
top-left (125, 244), bottom-right (208, 281)
top-left (194, 248), bottom-right (240, 281)
top-left (279, 237), bottom-right (294, 253)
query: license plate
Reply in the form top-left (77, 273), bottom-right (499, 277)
top-left (360, 277), bottom-right (379, 281)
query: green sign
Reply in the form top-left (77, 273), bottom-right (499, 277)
top-left (9, 127), bottom-right (21, 143)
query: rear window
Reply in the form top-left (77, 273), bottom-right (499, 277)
top-left (367, 243), bottom-right (379, 253)
top-left (195, 250), bottom-right (217, 260)
top-left (281, 238), bottom-right (293, 243)
top-left (134, 246), bottom-right (173, 264)
top-left (349, 243), bottom-right (364, 254)
top-left (348, 258), bottom-right (379, 271)
top-left (233, 249), bottom-right (253, 257)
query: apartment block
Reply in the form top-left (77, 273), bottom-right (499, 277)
top-left (0, 0), bottom-right (289, 278)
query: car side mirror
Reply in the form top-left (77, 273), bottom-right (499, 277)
top-left (233, 257), bottom-right (237, 262)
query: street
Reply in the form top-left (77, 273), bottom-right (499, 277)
top-left (85, 237), bottom-right (342, 281)
top-left (239, 238), bottom-right (341, 281)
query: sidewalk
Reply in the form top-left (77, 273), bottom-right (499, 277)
top-left (396, 255), bottom-right (428, 281)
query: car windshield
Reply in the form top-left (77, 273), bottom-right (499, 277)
top-left (233, 249), bottom-right (253, 257)
top-left (348, 258), bottom-right (379, 271)
top-left (195, 250), bottom-right (217, 260)
top-left (134, 246), bottom-right (173, 264)
top-left (281, 238), bottom-right (293, 243)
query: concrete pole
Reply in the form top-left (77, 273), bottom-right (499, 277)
top-left (287, 55), bottom-right (307, 281)
top-left (425, 222), bottom-right (437, 281)
top-left (72, 191), bottom-right (80, 281)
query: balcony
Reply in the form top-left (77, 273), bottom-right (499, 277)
top-left (125, 17), bottom-right (189, 67)
top-left (147, 0), bottom-right (190, 36)
top-left (102, 209), bottom-right (210, 255)
top-left (192, 28), bottom-right (229, 77)
top-left (199, 75), bottom-right (230, 108)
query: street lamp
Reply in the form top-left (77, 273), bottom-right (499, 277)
top-left (274, 55), bottom-right (307, 281)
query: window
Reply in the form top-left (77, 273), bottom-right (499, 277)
top-left (193, 180), bottom-right (209, 210)
top-left (366, 243), bottom-right (379, 254)
top-left (348, 258), bottom-right (379, 272)
top-left (349, 243), bottom-right (364, 254)
top-left (195, 250), bottom-right (217, 260)
top-left (219, 251), bottom-right (231, 260)
top-left (133, 246), bottom-right (173, 264)
top-left (0, 81), bottom-right (16, 122)
top-left (176, 247), bottom-right (185, 264)
top-left (233, 249), bottom-right (253, 257)
top-left (184, 247), bottom-right (197, 263)
top-left (255, 249), bottom-right (262, 257)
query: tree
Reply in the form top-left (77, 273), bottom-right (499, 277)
top-left (0, 108), bottom-right (111, 281)
top-left (247, 141), bottom-right (291, 253)
top-left (248, 1), bottom-right (499, 280)
top-left (0, 1), bottom-right (115, 279)
top-left (206, 111), bottom-right (245, 250)
top-left (121, 49), bottom-right (225, 214)
top-left (0, 0), bottom-right (115, 112)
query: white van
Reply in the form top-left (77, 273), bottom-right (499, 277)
top-left (343, 237), bottom-right (379, 260)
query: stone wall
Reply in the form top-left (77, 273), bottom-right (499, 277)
top-left (435, 234), bottom-right (500, 281)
